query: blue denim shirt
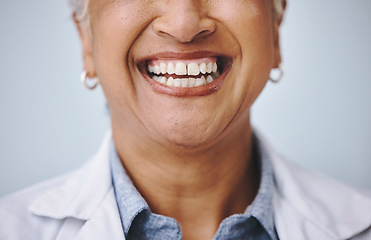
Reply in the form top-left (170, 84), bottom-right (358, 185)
top-left (110, 136), bottom-right (278, 240)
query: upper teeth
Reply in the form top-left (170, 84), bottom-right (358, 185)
top-left (148, 61), bottom-right (218, 76)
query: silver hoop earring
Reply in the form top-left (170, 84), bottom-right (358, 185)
top-left (269, 64), bottom-right (283, 83)
top-left (81, 71), bottom-right (99, 90)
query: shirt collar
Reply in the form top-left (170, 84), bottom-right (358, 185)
top-left (110, 134), bottom-right (276, 239)
top-left (245, 133), bottom-right (276, 240)
top-left (110, 139), bottom-right (150, 236)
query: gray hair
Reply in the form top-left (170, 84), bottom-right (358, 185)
top-left (69, 0), bottom-right (285, 28)
top-left (272, 0), bottom-right (285, 20)
top-left (69, 0), bottom-right (89, 23)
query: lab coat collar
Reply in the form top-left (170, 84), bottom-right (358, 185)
top-left (29, 132), bottom-right (114, 221)
top-left (259, 135), bottom-right (371, 239)
top-left (29, 131), bottom-right (125, 239)
top-left (73, 188), bottom-right (125, 240)
top-left (28, 130), bottom-right (371, 240)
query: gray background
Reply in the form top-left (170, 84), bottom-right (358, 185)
top-left (0, 0), bottom-right (370, 196)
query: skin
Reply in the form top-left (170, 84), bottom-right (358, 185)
top-left (75, 0), bottom-right (284, 239)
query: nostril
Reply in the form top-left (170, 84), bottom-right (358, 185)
top-left (152, 8), bottom-right (216, 43)
top-left (196, 30), bottom-right (213, 39)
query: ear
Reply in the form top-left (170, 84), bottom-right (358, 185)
top-left (272, 0), bottom-right (286, 68)
top-left (73, 13), bottom-right (96, 78)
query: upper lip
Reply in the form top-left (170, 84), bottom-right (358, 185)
top-left (135, 51), bottom-right (232, 63)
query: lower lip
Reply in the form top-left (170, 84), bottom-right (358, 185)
top-left (138, 61), bottom-right (231, 97)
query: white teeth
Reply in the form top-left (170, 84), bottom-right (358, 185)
top-left (206, 75), bottom-right (213, 83)
top-left (199, 63), bottom-right (207, 74)
top-left (148, 60), bottom-right (221, 88)
top-left (173, 78), bottom-right (182, 87)
top-left (148, 61), bottom-right (219, 75)
top-left (212, 62), bottom-right (217, 72)
top-left (206, 62), bottom-right (213, 73)
top-left (201, 76), bottom-right (206, 84)
top-left (167, 77), bottom-right (174, 86)
top-left (175, 62), bottom-right (187, 75)
top-left (188, 78), bottom-right (196, 87)
top-left (167, 63), bottom-right (175, 74)
top-left (187, 62), bottom-right (200, 76)
top-left (195, 77), bottom-right (204, 87)
top-left (159, 77), bottom-right (167, 84)
top-left (151, 73), bottom-right (217, 88)
top-left (181, 78), bottom-right (189, 87)
top-left (160, 63), bottom-right (167, 74)
top-left (154, 65), bottom-right (161, 74)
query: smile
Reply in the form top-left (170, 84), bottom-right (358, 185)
top-left (148, 58), bottom-right (220, 87)
top-left (138, 52), bottom-right (232, 97)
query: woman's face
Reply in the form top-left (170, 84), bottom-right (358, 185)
top-left (81, 0), bottom-right (281, 148)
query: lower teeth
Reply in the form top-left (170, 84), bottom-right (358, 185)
top-left (151, 72), bottom-right (220, 88)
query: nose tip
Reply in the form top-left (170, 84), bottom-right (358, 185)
top-left (152, 2), bottom-right (216, 43)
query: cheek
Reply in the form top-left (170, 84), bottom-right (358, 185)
top-left (89, 1), bottom-right (154, 82)
top-left (209, 0), bottom-right (274, 72)
top-left (88, 1), bottom-right (156, 110)
top-left (211, 1), bottom-right (274, 104)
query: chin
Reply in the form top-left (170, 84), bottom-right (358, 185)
top-left (152, 125), bottom-right (220, 149)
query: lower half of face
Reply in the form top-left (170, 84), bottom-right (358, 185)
top-left (89, 0), bottom-right (277, 148)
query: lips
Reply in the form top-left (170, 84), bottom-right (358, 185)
top-left (137, 52), bottom-right (232, 97)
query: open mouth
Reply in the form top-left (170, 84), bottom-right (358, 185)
top-left (138, 55), bottom-right (232, 97)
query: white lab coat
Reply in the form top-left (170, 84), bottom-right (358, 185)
top-left (1, 132), bottom-right (371, 240)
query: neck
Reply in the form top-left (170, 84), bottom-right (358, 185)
top-left (112, 116), bottom-right (259, 240)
